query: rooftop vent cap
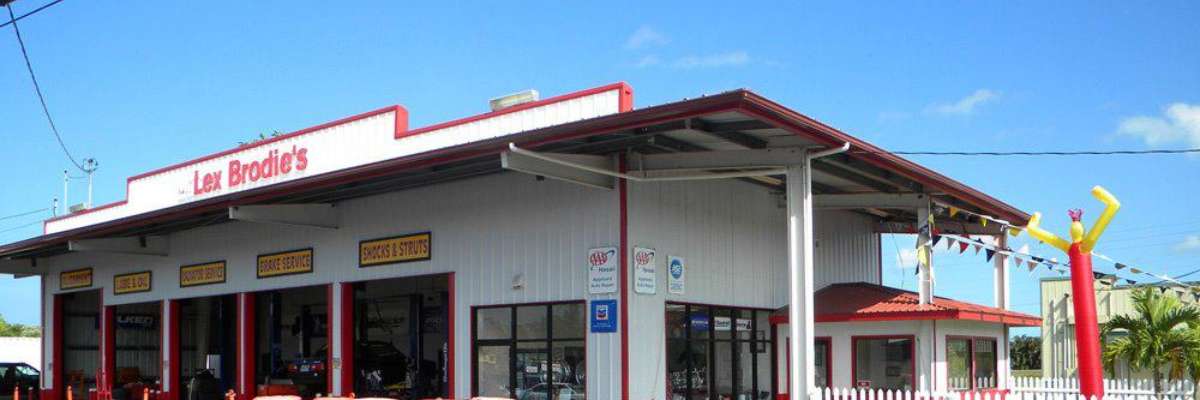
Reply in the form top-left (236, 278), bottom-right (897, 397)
top-left (489, 89), bottom-right (539, 112)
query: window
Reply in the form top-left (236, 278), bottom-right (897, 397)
top-left (814, 338), bottom-right (831, 388)
top-left (852, 336), bottom-right (914, 391)
top-left (947, 337), bottom-right (998, 390)
top-left (472, 302), bottom-right (586, 400)
top-left (666, 303), bottom-right (773, 400)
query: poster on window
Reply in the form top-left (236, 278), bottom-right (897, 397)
top-left (632, 246), bottom-right (657, 295)
top-left (714, 316), bottom-right (732, 331)
top-left (667, 255), bottom-right (685, 294)
top-left (587, 247), bottom-right (618, 294)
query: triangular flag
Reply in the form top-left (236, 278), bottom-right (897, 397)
top-left (1093, 272), bottom-right (1105, 280)
top-left (985, 249), bottom-right (996, 262)
top-left (1008, 227), bottom-right (1021, 237)
top-left (1126, 279), bottom-right (1137, 285)
top-left (1115, 263), bottom-right (1127, 270)
top-left (1131, 268), bottom-right (1143, 274)
top-left (1032, 256), bottom-right (1045, 263)
top-left (1014, 257), bottom-right (1024, 267)
top-left (1159, 286), bottom-right (1169, 293)
top-left (949, 207), bottom-right (960, 218)
top-left (917, 246), bottom-right (930, 268)
top-left (945, 236), bottom-right (955, 250)
top-left (958, 241), bottom-right (969, 254)
top-left (1028, 260), bottom-right (1038, 271)
top-left (973, 242), bottom-right (983, 255)
top-left (980, 216), bottom-right (988, 227)
top-left (932, 234), bottom-right (942, 247)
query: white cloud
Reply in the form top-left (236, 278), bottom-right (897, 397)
top-left (1117, 103), bottom-right (1200, 148)
top-left (1174, 235), bottom-right (1200, 252)
top-left (633, 55), bottom-right (660, 68)
top-left (625, 26), bottom-right (669, 49)
top-left (671, 51), bottom-right (750, 69)
top-left (896, 248), bottom-right (919, 269)
top-left (926, 89), bottom-right (1000, 116)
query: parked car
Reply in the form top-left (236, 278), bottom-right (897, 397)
top-left (0, 363), bottom-right (39, 400)
top-left (288, 341), bottom-right (410, 395)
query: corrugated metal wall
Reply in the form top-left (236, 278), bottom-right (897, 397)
top-left (44, 172), bottom-right (620, 399)
top-left (625, 178), bottom-right (882, 398)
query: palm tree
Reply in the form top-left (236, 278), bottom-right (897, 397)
top-left (1100, 287), bottom-right (1200, 395)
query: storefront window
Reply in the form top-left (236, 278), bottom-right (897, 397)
top-left (852, 336), bottom-right (913, 391)
top-left (946, 337), bottom-right (997, 390)
top-left (665, 303), bottom-right (773, 400)
top-left (472, 302), bottom-right (586, 400)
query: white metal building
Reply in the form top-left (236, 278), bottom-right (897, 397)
top-left (0, 83), bottom-right (1037, 400)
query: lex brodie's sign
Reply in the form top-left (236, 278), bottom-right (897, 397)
top-left (258, 248), bottom-right (314, 278)
top-left (114, 271), bottom-right (152, 295)
top-left (359, 232), bottom-right (432, 267)
top-left (60, 268), bottom-right (93, 290)
top-left (180, 261), bottom-right (226, 287)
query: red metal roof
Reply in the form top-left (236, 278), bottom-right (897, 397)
top-left (770, 282), bottom-right (1041, 327)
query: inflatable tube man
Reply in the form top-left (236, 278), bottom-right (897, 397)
top-left (1025, 186), bottom-right (1120, 398)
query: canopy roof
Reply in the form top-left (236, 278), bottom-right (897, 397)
top-left (770, 282), bottom-right (1042, 327)
top-left (0, 83), bottom-right (1029, 267)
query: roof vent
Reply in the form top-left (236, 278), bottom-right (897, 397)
top-left (489, 89), bottom-right (539, 112)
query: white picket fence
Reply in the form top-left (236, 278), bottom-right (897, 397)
top-left (1010, 377), bottom-right (1195, 397)
top-left (806, 378), bottom-right (1197, 400)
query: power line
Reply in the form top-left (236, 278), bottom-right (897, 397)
top-left (0, 218), bottom-right (43, 234)
top-left (6, 3), bottom-right (89, 173)
top-left (0, 0), bottom-right (62, 29)
top-left (853, 148), bottom-right (1200, 157)
top-left (0, 207), bottom-right (48, 222)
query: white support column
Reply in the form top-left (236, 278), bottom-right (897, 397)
top-left (994, 234), bottom-right (1010, 310)
top-left (787, 160), bottom-right (815, 399)
top-left (161, 300), bottom-right (172, 396)
top-left (917, 201), bottom-right (934, 305)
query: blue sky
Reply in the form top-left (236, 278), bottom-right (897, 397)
top-left (1, 1), bottom-right (1198, 337)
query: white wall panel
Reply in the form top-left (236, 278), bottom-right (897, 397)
top-left (625, 178), bottom-right (882, 399)
top-left (40, 172), bottom-right (620, 399)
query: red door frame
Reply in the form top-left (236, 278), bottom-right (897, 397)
top-left (236, 292), bottom-right (256, 400)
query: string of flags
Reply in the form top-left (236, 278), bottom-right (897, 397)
top-left (908, 204), bottom-right (1200, 301)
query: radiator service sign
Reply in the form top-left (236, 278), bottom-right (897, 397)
top-left (180, 261), bottom-right (226, 287)
top-left (587, 247), bottom-right (618, 294)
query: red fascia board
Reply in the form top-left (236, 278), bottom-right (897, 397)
top-left (397, 82), bottom-right (633, 139)
top-left (772, 310), bottom-right (1040, 326)
top-left (737, 94), bottom-right (1030, 225)
top-left (43, 105), bottom-right (409, 226)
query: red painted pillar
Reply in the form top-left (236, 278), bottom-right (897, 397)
top-left (51, 293), bottom-right (64, 400)
top-left (1068, 243), bottom-right (1104, 398)
top-left (236, 293), bottom-right (256, 400)
top-left (164, 300), bottom-right (180, 400)
top-left (101, 301), bottom-right (115, 397)
top-left (334, 283), bottom-right (354, 396)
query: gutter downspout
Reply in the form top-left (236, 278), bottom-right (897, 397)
top-left (787, 142), bottom-right (850, 400)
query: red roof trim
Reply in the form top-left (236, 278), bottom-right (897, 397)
top-left (397, 82), bottom-right (632, 139)
top-left (768, 282), bottom-right (1041, 327)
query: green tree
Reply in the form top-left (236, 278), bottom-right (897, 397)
top-left (1101, 287), bottom-right (1200, 395)
top-left (1010, 335), bottom-right (1042, 370)
top-left (0, 313), bottom-right (41, 337)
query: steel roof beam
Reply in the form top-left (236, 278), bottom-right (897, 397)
top-left (68, 236), bottom-right (170, 256)
top-left (228, 204), bottom-right (340, 229)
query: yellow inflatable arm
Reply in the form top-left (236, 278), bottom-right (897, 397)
top-left (1082, 186), bottom-right (1120, 253)
top-left (1026, 212), bottom-right (1071, 252)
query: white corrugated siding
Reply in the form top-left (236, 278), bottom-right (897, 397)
top-left (42, 172), bottom-right (620, 399)
top-left (625, 178), bottom-right (882, 398)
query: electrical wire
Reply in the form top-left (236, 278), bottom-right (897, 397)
top-left (6, 3), bottom-right (87, 173)
top-left (0, 0), bottom-right (62, 29)
top-left (852, 148), bottom-right (1200, 157)
top-left (0, 218), bottom-right (43, 234)
top-left (0, 207), bottom-right (49, 222)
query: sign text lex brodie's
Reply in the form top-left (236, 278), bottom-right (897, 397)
top-left (193, 145), bottom-right (309, 195)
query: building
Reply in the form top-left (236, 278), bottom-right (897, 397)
top-left (0, 82), bottom-right (1038, 400)
top-left (1040, 277), bottom-right (1198, 381)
